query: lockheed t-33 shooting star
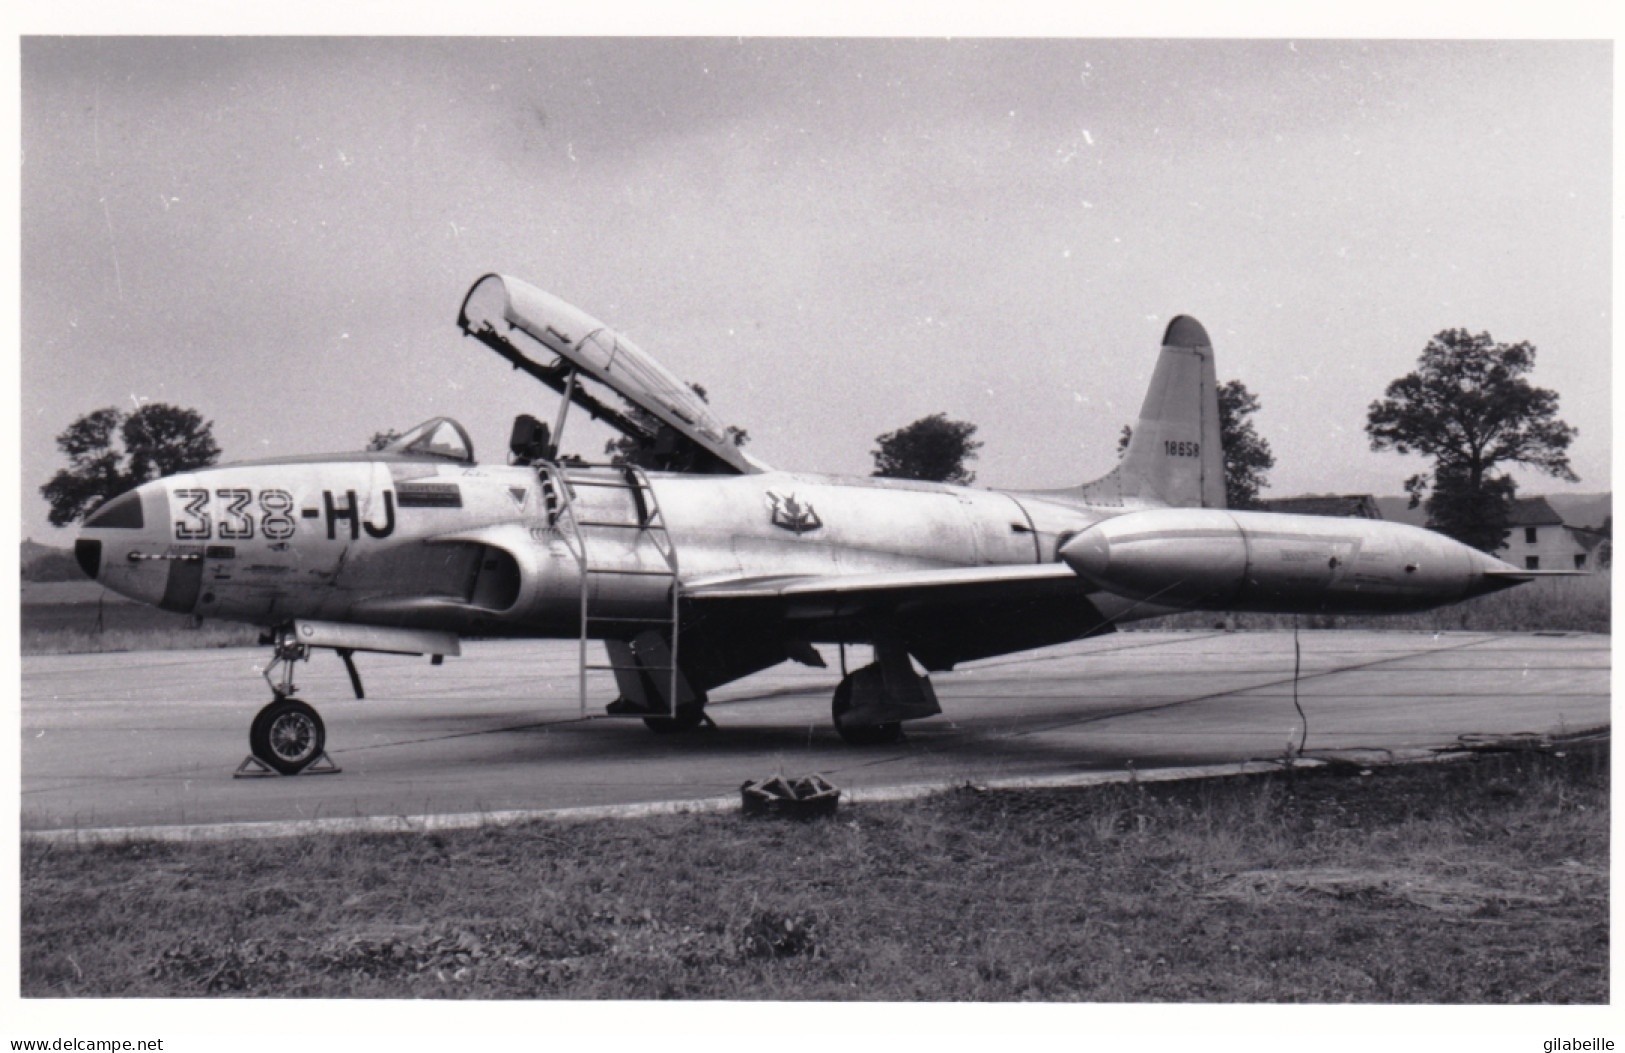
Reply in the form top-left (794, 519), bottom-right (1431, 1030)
top-left (74, 274), bottom-right (1543, 774)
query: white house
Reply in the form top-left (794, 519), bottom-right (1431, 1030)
top-left (1496, 497), bottom-right (1607, 572)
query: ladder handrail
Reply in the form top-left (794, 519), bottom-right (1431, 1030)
top-left (537, 463), bottom-right (591, 718)
top-left (539, 460), bottom-right (682, 719)
top-left (621, 464), bottom-right (682, 715)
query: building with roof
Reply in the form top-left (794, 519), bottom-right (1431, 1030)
top-left (1497, 496), bottom-right (1607, 572)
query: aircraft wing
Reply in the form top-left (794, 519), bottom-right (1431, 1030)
top-left (457, 273), bottom-right (766, 475)
top-left (682, 562), bottom-right (1129, 671)
top-left (684, 562), bottom-right (1084, 602)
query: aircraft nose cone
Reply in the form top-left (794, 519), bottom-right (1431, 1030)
top-left (74, 482), bottom-right (181, 610)
top-left (1059, 528), bottom-right (1111, 584)
top-left (74, 538), bottom-right (102, 580)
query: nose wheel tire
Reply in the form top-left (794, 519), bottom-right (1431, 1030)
top-left (250, 698), bottom-right (326, 775)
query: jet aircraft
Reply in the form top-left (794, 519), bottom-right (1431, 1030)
top-left (75, 274), bottom-right (1544, 773)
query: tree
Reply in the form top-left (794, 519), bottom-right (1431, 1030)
top-left (41, 404), bottom-right (221, 526)
top-left (1215, 379), bottom-right (1274, 510)
top-left (1366, 329), bottom-right (1577, 552)
top-left (871, 413), bottom-right (981, 485)
top-left (1116, 380), bottom-right (1275, 508)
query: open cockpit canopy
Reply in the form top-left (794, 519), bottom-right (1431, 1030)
top-left (382, 417), bottom-right (475, 463)
top-left (457, 273), bottom-right (764, 474)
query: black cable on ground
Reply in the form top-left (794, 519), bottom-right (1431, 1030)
top-left (1292, 615), bottom-right (1308, 756)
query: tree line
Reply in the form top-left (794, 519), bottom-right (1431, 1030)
top-left (869, 328), bottom-right (1578, 554)
top-left (43, 329), bottom-right (1579, 554)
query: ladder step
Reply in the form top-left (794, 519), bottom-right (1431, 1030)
top-left (567, 525), bottom-right (670, 538)
top-left (584, 567), bottom-right (678, 577)
top-left (568, 516), bottom-right (667, 528)
top-left (587, 663), bottom-right (676, 673)
top-left (586, 615), bottom-right (679, 625)
top-left (562, 477), bottom-right (643, 489)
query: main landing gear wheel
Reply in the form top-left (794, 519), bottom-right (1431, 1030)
top-left (831, 677), bottom-right (903, 746)
top-left (642, 703), bottom-right (709, 734)
top-left (250, 698), bottom-right (326, 774)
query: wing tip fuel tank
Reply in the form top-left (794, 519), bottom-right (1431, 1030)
top-left (1060, 508), bottom-right (1535, 615)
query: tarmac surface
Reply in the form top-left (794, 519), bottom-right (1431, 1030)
top-left (21, 630), bottom-right (1610, 837)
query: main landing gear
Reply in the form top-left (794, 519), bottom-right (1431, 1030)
top-left (829, 640), bottom-right (941, 746)
top-left (602, 631), bottom-right (716, 734)
top-left (641, 702), bottom-right (711, 734)
top-left (606, 693), bottom-right (714, 733)
top-left (831, 676), bottom-right (902, 745)
top-left (238, 627), bottom-right (339, 776)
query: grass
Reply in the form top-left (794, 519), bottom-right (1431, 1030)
top-left (21, 623), bottom-right (261, 655)
top-left (20, 584), bottom-right (260, 654)
top-left (21, 738), bottom-right (1608, 1001)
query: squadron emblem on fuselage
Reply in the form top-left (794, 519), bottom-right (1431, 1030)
top-left (765, 490), bottom-right (822, 534)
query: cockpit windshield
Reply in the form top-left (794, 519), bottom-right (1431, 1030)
top-left (383, 417), bottom-right (475, 463)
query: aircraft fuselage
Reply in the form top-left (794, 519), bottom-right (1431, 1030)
top-left (80, 451), bottom-right (1519, 650)
top-left (77, 455), bottom-right (1103, 640)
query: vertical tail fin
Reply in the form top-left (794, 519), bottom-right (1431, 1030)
top-left (1079, 315), bottom-right (1225, 509)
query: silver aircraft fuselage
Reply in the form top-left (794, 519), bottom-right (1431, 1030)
top-left (80, 449), bottom-right (1515, 643)
top-left (80, 454), bottom-right (1098, 637)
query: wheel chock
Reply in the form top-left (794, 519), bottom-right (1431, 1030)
top-left (233, 752), bottom-right (343, 778)
top-left (741, 773), bottom-right (840, 819)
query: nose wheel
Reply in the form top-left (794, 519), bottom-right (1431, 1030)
top-left (237, 626), bottom-right (340, 777)
top-left (249, 697), bottom-right (327, 774)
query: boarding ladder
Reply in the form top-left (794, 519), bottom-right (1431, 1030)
top-left (539, 462), bottom-right (682, 718)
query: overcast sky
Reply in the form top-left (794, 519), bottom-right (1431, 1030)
top-left (20, 37), bottom-right (1611, 541)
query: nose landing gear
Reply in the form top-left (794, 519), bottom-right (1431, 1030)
top-left (236, 627), bottom-right (340, 777)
